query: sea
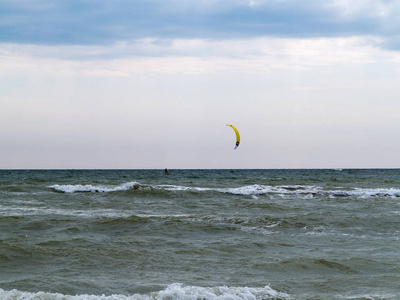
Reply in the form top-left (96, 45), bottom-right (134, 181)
top-left (1, 169), bottom-right (400, 300)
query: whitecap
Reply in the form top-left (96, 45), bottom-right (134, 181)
top-left (328, 187), bottom-right (400, 198)
top-left (50, 182), bottom-right (139, 193)
top-left (49, 181), bottom-right (400, 199)
top-left (0, 284), bottom-right (290, 300)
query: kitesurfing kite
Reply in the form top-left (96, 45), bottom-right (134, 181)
top-left (226, 124), bottom-right (240, 150)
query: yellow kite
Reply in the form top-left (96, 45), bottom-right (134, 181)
top-left (226, 124), bottom-right (240, 150)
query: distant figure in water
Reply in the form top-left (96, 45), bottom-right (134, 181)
top-left (165, 168), bottom-right (169, 175)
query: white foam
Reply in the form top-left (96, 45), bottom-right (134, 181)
top-left (328, 187), bottom-right (400, 198)
top-left (50, 182), bottom-right (139, 193)
top-left (220, 185), bottom-right (322, 196)
top-left (155, 185), bottom-right (212, 192)
top-left (49, 181), bottom-right (400, 199)
top-left (223, 185), bottom-right (400, 198)
top-left (154, 283), bottom-right (290, 299)
top-left (0, 284), bottom-right (290, 300)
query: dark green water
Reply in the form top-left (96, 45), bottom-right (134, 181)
top-left (1, 169), bottom-right (400, 299)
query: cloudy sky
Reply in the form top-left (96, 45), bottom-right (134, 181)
top-left (1, 0), bottom-right (400, 169)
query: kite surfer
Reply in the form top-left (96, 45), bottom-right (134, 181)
top-left (165, 168), bottom-right (170, 175)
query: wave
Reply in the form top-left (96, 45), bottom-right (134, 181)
top-left (48, 182), bottom-right (319, 195)
top-left (0, 283), bottom-right (289, 300)
top-left (48, 182), bottom-right (309, 194)
top-left (50, 182), bottom-right (140, 193)
top-left (49, 182), bottom-right (400, 198)
top-left (331, 187), bottom-right (400, 198)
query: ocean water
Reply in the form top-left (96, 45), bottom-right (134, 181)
top-left (1, 169), bottom-right (400, 300)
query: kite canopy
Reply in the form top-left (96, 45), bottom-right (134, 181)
top-left (226, 124), bottom-right (240, 149)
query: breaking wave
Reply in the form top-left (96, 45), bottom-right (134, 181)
top-left (50, 182), bottom-right (140, 193)
top-left (0, 283), bottom-right (290, 300)
top-left (49, 182), bottom-right (400, 198)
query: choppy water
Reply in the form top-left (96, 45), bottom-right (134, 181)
top-left (1, 169), bottom-right (400, 299)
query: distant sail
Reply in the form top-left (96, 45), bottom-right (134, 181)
top-left (226, 124), bottom-right (240, 150)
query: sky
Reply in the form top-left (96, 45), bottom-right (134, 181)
top-left (1, 0), bottom-right (400, 169)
